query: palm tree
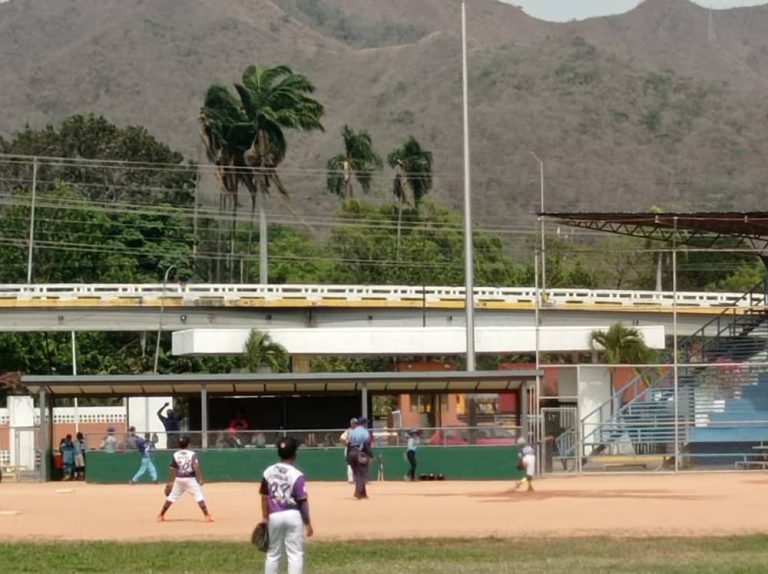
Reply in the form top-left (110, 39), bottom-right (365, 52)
top-left (326, 126), bottom-right (382, 199)
top-left (590, 322), bottom-right (658, 413)
top-left (242, 329), bottom-right (290, 373)
top-left (387, 136), bottom-right (433, 258)
top-left (199, 85), bottom-right (254, 281)
top-left (200, 65), bottom-right (324, 284)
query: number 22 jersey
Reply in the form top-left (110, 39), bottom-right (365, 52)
top-left (260, 463), bottom-right (307, 513)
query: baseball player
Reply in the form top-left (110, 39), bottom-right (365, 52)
top-left (129, 428), bottom-right (158, 484)
top-left (260, 436), bottom-right (313, 574)
top-left (157, 436), bottom-right (213, 522)
top-left (515, 436), bottom-right (553, 492)
top-left (405, 428), bottom-right (421, 481)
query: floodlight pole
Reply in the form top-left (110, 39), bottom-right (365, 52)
top-left (530, 151), bottom-right (545, 295)
top-left (461, 0), bottom-right (475, 372)
top-left (461, 1), bottom-right (477, 431)
top-left (672, 217), bottom-right (679, 473)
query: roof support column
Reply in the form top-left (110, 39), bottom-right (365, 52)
top-left (39, 388), bottom-right (48, 482)
top-left (520, 382), bottom-right (529, 441)
top-left (201, 383), bottom-right (208, 450)
top-left (361, 383), bottom-right (368, 420)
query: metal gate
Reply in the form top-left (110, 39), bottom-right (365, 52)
top-left (541, 406), bottom-right (578, 473)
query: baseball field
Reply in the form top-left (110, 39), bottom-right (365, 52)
top-left (2, 473), bottom-right (768, 573)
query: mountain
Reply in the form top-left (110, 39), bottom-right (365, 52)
top-left (1, 0), bottom-right (768, 228)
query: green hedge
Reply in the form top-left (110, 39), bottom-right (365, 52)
top-left (84, 446), bottom-right (523, 483)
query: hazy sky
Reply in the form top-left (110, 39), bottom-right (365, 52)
top-left (505, 0), bottom-right (768, 22)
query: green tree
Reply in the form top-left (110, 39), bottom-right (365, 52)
top-left (0, 116), bottom-right (196, 283)
top-left (0, 114), bottom-right (193, 205)
top-left (387, 136), bottom-right (433, 258)
top-left (326, 126), bottom-right (382, 199)
top-left (589, 323), bottom-right (657, 366)
top-left (328, 200), bottom-right (525, 286)
top-left (199, 84), bottom-right (255, 281)
top-left (589, 322), bottom-right (658, 395)
top-left (242, 330), bottom-right (290, 373)
top-left (201, 65), bottom-right (325, 284)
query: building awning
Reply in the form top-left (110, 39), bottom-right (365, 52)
top-left (545, 211), bottom-right (768, 251)
top-left (21, 370), bottom-right (540, 397)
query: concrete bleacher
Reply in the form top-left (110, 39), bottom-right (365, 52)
top-left (689, 379), bottom-right (768, 443)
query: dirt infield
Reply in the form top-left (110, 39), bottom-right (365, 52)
top-left (0, 473), bottom-right (766, 542)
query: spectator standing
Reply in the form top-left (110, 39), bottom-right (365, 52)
top-left (60, 435), bottom-right (75, 481)
top-left (73, 432), bottom-right (86, 480)
top-left (157, 403), bottom-right (184, 448)
top-left (100, 428), bottom-right (117, 453)
top-left (260, 436), bottom-right (313, 574)
top-left (345, 416), bottom-right (372, 500)
top-left (227, 410), bottom-right (249, 447)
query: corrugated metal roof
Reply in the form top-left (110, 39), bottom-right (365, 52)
top-left (21, 370), bottom-right (539, 396)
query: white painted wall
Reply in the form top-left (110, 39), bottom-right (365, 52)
top-left (556, 367), bottom-right (579, 399)
top-left (8, 395), bottom-right (35, 469)
top-left (577, 366), bottom-right (612, 455)
top-left (172, 325), bottom-right (665, 356)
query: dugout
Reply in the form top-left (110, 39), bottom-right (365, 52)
top-left (21, 370), bottom-right (539, 481)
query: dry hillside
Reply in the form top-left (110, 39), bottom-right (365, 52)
top-left (1, 0), bottom-right (767, 227)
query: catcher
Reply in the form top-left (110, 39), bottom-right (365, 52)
top-left (258, 436), bottom-right (313, 574)
top-left (156, 436), bottom-right (213, 522)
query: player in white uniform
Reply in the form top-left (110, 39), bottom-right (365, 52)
top-left (260, 436), bottom-right (313, 574)
top-left (157, 436), bottom-right (213, 522)
top-left (515, 436), bottom-right (553, 492)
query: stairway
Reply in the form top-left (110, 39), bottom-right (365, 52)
top-left (555, 277), bottom-right (768, 469)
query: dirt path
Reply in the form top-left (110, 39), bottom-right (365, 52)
top-left (0, 474), bottom-right (765, 542)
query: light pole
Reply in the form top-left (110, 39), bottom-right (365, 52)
top-left (461, 0), bottom-right (475, 373)
top-left (153, 265), bottom-right (177, 374)
top-left (461, 0), bottom-right (478, 435)
top-left (530, 152), bottom-right (545, 295)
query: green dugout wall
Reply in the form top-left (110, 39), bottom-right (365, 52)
top-left (86, 446), bottom-right (524, 483)
top-left (22, 370), bottom-right (539, 482)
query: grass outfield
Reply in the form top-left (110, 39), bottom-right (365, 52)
top-left (4, 536), bottom-right (768, 574)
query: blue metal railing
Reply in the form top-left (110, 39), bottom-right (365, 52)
top-left (557, 276), bottom-right (768, 465)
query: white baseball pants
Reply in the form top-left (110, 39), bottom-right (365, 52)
top-left (265, 509), bottom-right (305, 574)
top-left (166, 477), bottom-right (204, 503)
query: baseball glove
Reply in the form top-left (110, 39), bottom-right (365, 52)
top-left (251, 521), bottom-right (269, 552)
top-left (164, 483), bottom-right (172, 497)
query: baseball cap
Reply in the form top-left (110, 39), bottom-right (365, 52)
top-left (350, 417), bottom-right (358, 425)
top-left (128, 426), bottom-right (136, 432)
top-left (517, 437), bottom-right (527, 445)
top-left (358, 416), bottom-right (368, 425)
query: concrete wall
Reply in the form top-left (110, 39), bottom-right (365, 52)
top-left (172, 325), bottom-right (665, 356)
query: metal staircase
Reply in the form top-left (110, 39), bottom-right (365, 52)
top-left (554, 277), bottom-right (768, 468)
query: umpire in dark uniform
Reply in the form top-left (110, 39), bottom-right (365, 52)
top-left (345, 416), bottom-right (373, 499)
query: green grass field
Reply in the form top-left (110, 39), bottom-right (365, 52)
top-left (4, 536), bottom-right (768, 574)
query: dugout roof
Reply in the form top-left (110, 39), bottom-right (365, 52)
top-left (545, 212), bottom-right (768, 252)
top-left (21, 370), bottom-right (539, 397)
